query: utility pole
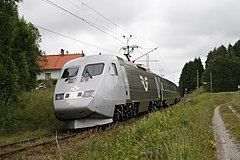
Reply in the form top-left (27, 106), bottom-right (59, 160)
top-left (210, 71), bottom-right (213, 93)
top-left (197, 70), bottom-right (199, 91)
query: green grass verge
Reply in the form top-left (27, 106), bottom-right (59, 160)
top-left (57, 92), bottom-right (233, 160)
top-left (231, 93), bottom-right (240, 114)
top-left (0, 88), bottom-right (65, 144)
top-left (220, 93), bottom-right (240, 146)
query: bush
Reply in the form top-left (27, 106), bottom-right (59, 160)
top-left (0, 89), bottom-right (64, 135)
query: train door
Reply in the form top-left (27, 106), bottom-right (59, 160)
top-left (120, 65), bottom-right (130, 100)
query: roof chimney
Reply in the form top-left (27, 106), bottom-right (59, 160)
top-left (60, 49), bottom-right (64, 56)
top-left (81, 50), bottom-right (85, 57)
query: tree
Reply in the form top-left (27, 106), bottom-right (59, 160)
top-left (205, 45), bottom-right (227, 69)
top-left (229, 39), bottom-right (240, 57)
top-left (0, 0), bottom-right (21, 103)
top-left (13, 18), bottom-right (42, 90)
top-left (0, 0), bottom-right (43, 104)
top-left (202, 54), bottom-right (240, 92)
top-left (179, 57), bottom-right (204, 96)
top-left (202, 39), bottom-right (240, 92)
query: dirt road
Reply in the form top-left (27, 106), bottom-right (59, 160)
top-left (213, 105), bottom-right (240, 160)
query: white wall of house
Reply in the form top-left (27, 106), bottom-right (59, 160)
top-left (37, 69), bottom-right (61, 80)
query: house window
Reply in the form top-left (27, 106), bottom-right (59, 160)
top-left (45, 73), bottom-right (51, 80)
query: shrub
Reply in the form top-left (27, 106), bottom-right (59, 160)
top-left (0, 89), bottom-right (64, 135)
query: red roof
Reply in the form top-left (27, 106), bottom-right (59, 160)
top-left (39, 53), bottom-right (83, 69)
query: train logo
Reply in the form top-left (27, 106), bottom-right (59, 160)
top-left (71, 85), bottom-right (81, 91)
top-left (139, 75), bottom-right (148, 92)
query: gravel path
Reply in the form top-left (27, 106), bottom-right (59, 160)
top-left (212, 105), bottom-right (240, 160)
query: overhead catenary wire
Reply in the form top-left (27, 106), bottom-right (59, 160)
top-left (70, 0), bottom-right (156, 48)
top-left (42, 0), bottom-right (125, 44)
top-left (37, 0), bottom-right (159, 58)
top-left (133, 47), bottom-right (159, 62)
top-left (35, 24), bottom-right (119, 54)
top-left (67, 0), bottom-right (138, 43)
top-left (85, 1), bottom-right (152, 45)
top-left (68, 0), bottom-right (117, 35)
top-left (76, 0), bottom-right (117, 27)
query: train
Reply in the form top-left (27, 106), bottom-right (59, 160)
top-left (53, 54), bottom-right (180, 129)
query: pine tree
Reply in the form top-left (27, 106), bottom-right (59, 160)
top-left (202, 40), bottom-right (240, 92)
top-left (205, 45), bottom-right (227, 69)
top-left (230, 39), bottom-right (240, 57)
top-left (179, 57), bottom-right (204, 96)
top-left (202, 54), bottom-right (240, 92)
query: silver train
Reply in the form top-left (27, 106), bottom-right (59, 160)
top-left (53, 54), bottom-right (180, 129)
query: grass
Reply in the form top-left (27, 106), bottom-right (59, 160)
top-left (0, 88), bottom-right (65, 145)
top-left (220, 92), bottom-right (240, 147)
top-left (55, 92), bottom-right (234, 160)
top-left (0, 88), bottom-right (238, 159)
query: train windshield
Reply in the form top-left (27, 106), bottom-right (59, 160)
top-left (61, 67), bottom-right (79, 79)
top-left (82, 63), bottom-right (104, 77)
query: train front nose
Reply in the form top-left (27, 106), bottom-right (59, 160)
top-left (54, 92), bottom-right (95, 120)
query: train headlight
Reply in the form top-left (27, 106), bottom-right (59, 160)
top-left (55, 93), bottom-right (64, 100)
top-left (83, 90), bottom-right (94, 97)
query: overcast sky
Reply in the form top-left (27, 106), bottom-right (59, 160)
top-left (18, 0), bottom-right (240, 84)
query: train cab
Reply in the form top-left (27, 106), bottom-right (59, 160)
top-left (53, 55), bottom-right (126, 128)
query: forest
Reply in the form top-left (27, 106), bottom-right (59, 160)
top-left (179, 40), bottom-right (240, 96)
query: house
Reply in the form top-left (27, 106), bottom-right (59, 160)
top-left (38, 49), bottom-right (84, 80)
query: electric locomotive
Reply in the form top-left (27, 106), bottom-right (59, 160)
top-left (53, 54), bottom-right (179, 129)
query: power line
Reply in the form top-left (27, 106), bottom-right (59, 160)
top-left (74, 0), bottom-right (156, 48)
top-left (76, 0), bottom-right (117, 26)
top-left (68, 1), bottom-right (127, 41)
top-left (69, 0), bottom-right (133, 42)
top-left (68, 0), bottom-right (115, 34)
top-left (35, 24), bottom-right (119, 54)
top-left (42, 0), bottom-right (125, 44)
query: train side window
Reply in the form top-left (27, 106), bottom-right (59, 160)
top-left (112, 63), bottom-right (118, 75)
top-left (61, 67), bottom-right (79, 79)
top-left (109, 63), bottom-right (118, 76)
top-left (83, 63), bottom-right (104, 77)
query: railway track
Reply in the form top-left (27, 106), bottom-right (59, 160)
top-left (0, 132), bottom-right (81, 159)
top-left (0, 112), bottom-right (151, 159)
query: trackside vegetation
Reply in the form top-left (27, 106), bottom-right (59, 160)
top-left (0, 87), bottom-right (239, 159)
top-left (58, 92), bottom-right (235, 160)
top-left (0, 89), bottom-right (64, 144)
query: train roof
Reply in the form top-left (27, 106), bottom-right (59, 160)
top-left (63, 54), bottom-right (177, 86)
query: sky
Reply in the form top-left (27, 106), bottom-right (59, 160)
top-left (18, 0), bottom-right (240, 85)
